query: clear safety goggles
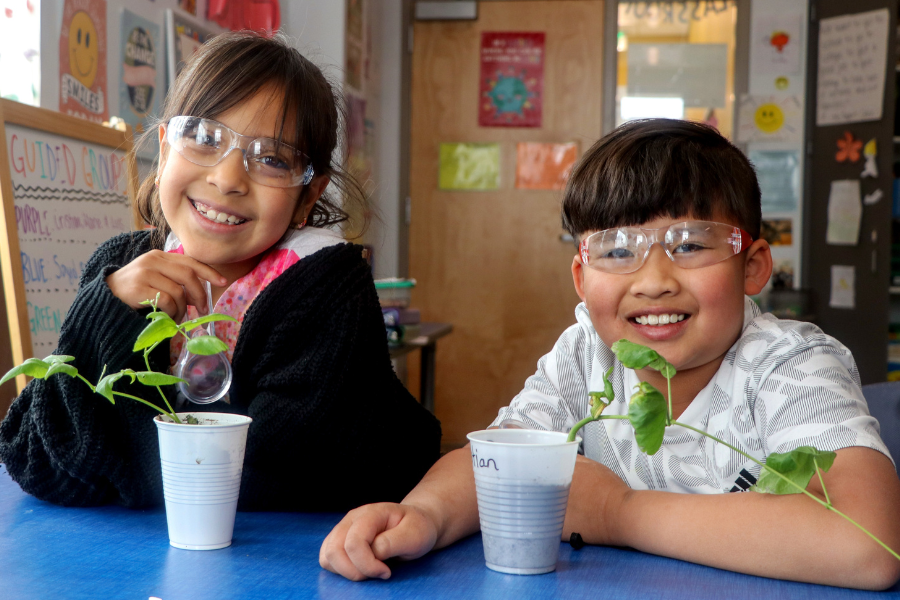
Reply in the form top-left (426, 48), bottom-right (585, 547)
top-left (166, 116), bottom-right (314, 188)
top-left (579, 220), bottom-right (753, 274)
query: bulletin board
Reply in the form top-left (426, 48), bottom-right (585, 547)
top-left (0, 99), bottom-right (138, 391)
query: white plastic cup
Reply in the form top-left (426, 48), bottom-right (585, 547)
top-left (154, 413), bottom-right (252, 550)
top-left (467, 429), bottom-right (579, 575)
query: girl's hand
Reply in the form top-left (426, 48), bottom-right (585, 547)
top-left (561, 454), bottom-right (631, 546)
top-left (106, 250), bottom-right (227, 322)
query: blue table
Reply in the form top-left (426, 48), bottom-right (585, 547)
top-left (0, 465), bottom-right (897, 599)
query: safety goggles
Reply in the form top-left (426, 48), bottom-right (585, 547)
top-left (579, 220), bottom-right (753, 274)
top-left (165, 116), bottom-right (314, 188)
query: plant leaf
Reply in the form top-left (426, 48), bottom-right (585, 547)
top-left (754, 446), bottom-right (837, 495)
top-left (0, 358), bottom-right (50, 386)
top-left (43, 354), bottom-right (75, 364)
top-left (135, 371), bottom-right (186, 387)
top-left (628, 381), bottom-right (667, 455)
top-left (611, 339), bottom-right (676, 378)
top-left (45, 362), bottom-right (78, 379)
top-left (187, 335), bottom-right (228, 356)
top-left (182, 314), bottom-right (239, 331)
top-left (146, 312), bottom-right (170, 321)
top-left (133, 316), bottom-right (179, 351)
top-left (95, 370), bottom-right (136, 403)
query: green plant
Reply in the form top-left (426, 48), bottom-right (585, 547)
top-left (0, 294), bottom-right (237, 425)
top-left (567, 338), bottom-right (900, 562)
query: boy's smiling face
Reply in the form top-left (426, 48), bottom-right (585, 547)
top-left (572, 215), bottom-right (772, 377)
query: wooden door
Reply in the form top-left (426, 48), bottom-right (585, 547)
top-left (805, 0), bottom-right (896, 384)
top-left (410, 1), bottom-right (604, 447)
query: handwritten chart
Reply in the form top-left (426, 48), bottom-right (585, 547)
top-left (816, 8), bottom-right (889, 126)
top-left (0, 100), bottom-right (136, 384)
top-left (5, 124), bottom-right (131, 354)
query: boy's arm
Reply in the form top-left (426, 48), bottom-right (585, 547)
top-left (319, 447), bottom-right (480, 581)
top-left (564, 446), bottom-right (900, 590)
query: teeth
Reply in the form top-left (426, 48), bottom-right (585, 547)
top-left (635, 314), bottom-right (686, 326)
top-left (192, 201), bottom-right (245, 225)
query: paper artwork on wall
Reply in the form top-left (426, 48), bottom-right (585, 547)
top-left (750, 13), bottom-right (802, 76)
top-left (479, 32), bottom-right (544, 128)
top-left (761, 219), bottom-right (792, 246)
top-left (748, 150), bottom-right (800, 213)
top-left (59, 0), bottom-right (108, 123)
top-left (515, 142), bottom-right (577, 190)
top-left (438, 143), bottom-right (500, 191)
top-left (165, 10), bottom-right (217, 88)
top-left (864, 189), bottom-right (884, 206)
top-left (119, 10), bottom-right (161, 158)
top-left (861, 139), bottom-right (878, 178)
top-left (736, 95), bottom-right (801, 143)
top-left (826, 180), bottom-right (862, 246)
top-left (816, 8), bottom-right (889, 126)
top-left (835, 131), bottom-right (862, 163)
top-left (829, 265), bottom-right (856, 309)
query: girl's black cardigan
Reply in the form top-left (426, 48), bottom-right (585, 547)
top-left (0, 231), bottom-right (442, 510)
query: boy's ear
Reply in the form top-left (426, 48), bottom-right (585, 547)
top-left (572, 253), bottom-right (587, 301)
top-left (743, 239), bottom-right (773, 296)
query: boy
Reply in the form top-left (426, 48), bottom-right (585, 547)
top-left (320, 119), bottom-right (900, 589)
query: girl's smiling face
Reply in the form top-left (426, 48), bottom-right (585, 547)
top-left (157, 86), bottom-right (315, 285)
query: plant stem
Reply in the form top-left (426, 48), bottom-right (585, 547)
top-left (75, 374), bottom-right (96, 393)
top-left (143, 345), bottom-right (179, 423)
top-left (666, 375), bottom-right (673, 426)
top-left (673, 421), bottom-right (900, 562)
top-left (111, 391), bottom-right (179, 422)
top-left (568, 415), bottom-right (596, 442)
top-left (566, 414), bottom-right (632, 442)
top-left (814, 458), bottom-right (831, 507)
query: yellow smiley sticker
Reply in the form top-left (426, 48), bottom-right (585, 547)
top-left (68, 11), bottom-right (99, 89)
top-left (754, 103), bottom-right (784, 134)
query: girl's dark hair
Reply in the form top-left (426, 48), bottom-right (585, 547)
top-left (561, 118), bottom-right (761, 239)
top-left (134, 31), bottom-right (368, 247)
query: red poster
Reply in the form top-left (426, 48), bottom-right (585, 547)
top-left (479, 32), bottom-right (544, 128)
top-left (59, 0), bottom-right (108, 123)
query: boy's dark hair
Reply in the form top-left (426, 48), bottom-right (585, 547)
top-left (134, 31), bottom-right (367, 247)
top-left (561, 119), bottom-right (761, 239)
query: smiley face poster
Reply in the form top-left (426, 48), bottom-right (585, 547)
top-left (59, 0), bottom-right (108, 123)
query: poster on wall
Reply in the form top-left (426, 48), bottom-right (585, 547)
top-left (515, 142), bottom-right (577, 190)
top-left (479, 32), bottom-right (544, 128)
top-left (439, 143), bottom-right (500, 190)
top-left (165, 10), bottom-right (218, 88)
top-left (59, 0), bottom-right (108, 124)
top-left (750, 14), bottom-right (802, 76)
top-left (345, 0), bottom-right (365, 93)
top-left (120, 9), bottom-right (162, 157)
top-left (816, 8), bottom-right (889, 126)
top-left (736, 95), bottom-right (801, 143)
top-left (748, 150), bottom-right (800, 213)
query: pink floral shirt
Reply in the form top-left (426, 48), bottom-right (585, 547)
top-left (166, 227), bottom-right (346, 369)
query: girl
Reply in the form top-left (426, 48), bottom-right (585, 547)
top-left (0, 32), bottom-right (442, 511)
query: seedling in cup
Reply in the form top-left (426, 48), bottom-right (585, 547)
top-left (0, 293), bottom-right (237, 423)
top-left (567, 339), bottom-right (900, 562)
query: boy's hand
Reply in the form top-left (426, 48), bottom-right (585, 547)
top-left (319, 502), bottom-right (439, 581)
top-left (106, 250), bottom-right (227, 322)
top-left (561, 454), bottom-right (631, 545)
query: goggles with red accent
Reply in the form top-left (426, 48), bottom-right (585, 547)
top-left (579, 220), bottom-right (753, 275)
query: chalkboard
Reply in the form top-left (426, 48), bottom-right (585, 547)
top-left (0, 99), bottom-right (138, 391)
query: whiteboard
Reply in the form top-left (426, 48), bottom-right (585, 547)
top-left (0, 99), bottom-right (138, 390)
top-left (5, 124), bottom-right (131, 354)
